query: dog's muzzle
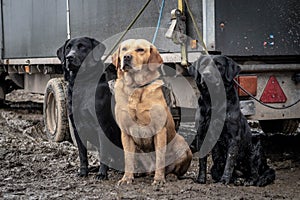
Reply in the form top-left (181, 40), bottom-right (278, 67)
top-left (66, 53), bottom-right (81, 71)
top-left (201, 71), bottom-right (220, 86)
top-left (66, 60), bottom-right (80, 71)
top-left (122, 54), bottom-right (133, 71)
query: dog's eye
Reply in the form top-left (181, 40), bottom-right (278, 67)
top-left (78, 43), bottom-right (85, 49)
top-left (122, 47), bottom-right (127, 51)
top-left (136, 48), bottom-right (144, 52)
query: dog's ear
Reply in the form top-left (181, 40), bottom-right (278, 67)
top-left (111, 46), bottom-right (121, 69)
top-left (148, 45), bottom-right (163, 71)
top-left (189, 56), bottom-right (209, 84)
top-left (56, 39), bottom-right (70, 64)
top-left (188, 64), bottom-right (198, 80)
top-left (225, 57), bottom-right (241, 82)
top-left (90, 38), bottom-right (106, 62)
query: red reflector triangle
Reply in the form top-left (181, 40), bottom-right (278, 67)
top-left (260, 76), bottom-right (287, 103)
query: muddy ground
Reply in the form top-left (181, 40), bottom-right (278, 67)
top-left (0, 107), bottom-right (300, 200)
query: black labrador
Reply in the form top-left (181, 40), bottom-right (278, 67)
top-left (57, 37), bottom-right (123, 179)
top-left (189, 55), bottom-right (275, 186)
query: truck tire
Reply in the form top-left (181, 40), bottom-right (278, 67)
top-left (0, 83), bottom-right (5, 106)
top-left (0, 73), bottom-right (6, 106)
top-left (259, 119), bottom-right (299, 134)
top-left (44, 78), bottom-right (70, 142)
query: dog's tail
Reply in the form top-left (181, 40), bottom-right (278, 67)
top-left (256, 168), bottom-right (276, 187)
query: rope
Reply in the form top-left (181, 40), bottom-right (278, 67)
top-left (103, 0), bottom-right (152, 62)
top-left (234, 79), bottom-right (300, 110)
top-left (152, 0), bottom-right (165, 44)
top-left (184, 0), bottom-right (209, 55)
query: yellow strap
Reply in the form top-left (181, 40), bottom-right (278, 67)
top-left (178, 0), bottom-right (184, 12)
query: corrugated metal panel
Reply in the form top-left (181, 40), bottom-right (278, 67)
top-left (2, 0), bottom-right (67, 58)
top-left (69, 0), bottom-right (175, 52)
top-left (69, 0), bottom-right (202, 53)
top-left (215, 0), bottom-right (300, 56)
top-left (69, 0), bottom-right (158, 40)
top-left (1, 0), bottom-right (203, 58)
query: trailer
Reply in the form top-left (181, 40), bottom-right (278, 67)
top-left (0, 0), bottom-right (299, 143)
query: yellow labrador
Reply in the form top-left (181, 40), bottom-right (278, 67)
top-left (112, 39), bottom-right (192, 185)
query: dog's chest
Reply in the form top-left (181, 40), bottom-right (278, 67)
top-left (132, 137), bottom-right (154, 152)
top-left (115, 79), bottom-right (168, 143)
top-left (127, 88), bottom-right (152, 125)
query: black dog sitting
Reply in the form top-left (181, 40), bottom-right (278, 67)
top-left (57, 37), bottom-right (123, 179)
top-left (189, 55), bottom-right (275, 186)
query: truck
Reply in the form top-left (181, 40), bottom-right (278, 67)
top-left (0, 0), bottom-right (299, 143)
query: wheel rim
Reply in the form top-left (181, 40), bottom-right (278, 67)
top-left (46, 91), bottom-right (58, 137)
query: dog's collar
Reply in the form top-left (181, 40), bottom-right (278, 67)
top-left (133, 76), bottom-right (162, 88)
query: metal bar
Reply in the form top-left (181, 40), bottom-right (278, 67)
top-left (178, 0), bottom-right (188, 66)
top-left (4, 58), bottom-right (61, 65)
top-left (202, 0), bottom-right (215, 51)
top-left (66, 0), bottom-right (71, 39)
top-left (241, 64), bottom-right (300, 73)
top-left (185, 0), bottom-right (208, 54)
top-left (0, 0), bottom-right (4, 60)
top-left (5, 57), bottom-right (299, 73)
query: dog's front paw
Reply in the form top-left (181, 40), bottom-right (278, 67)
top-left (152, 178), bottom-right (166, 186)
top-left (195, 171), bottom-right (206, 184)
top-left (196, 175), bottom-right (206, 184)
top-left (244, 180), bottom-right (255, 186)
top-left (118, 175), bottom-right (134, 185)
top-left (77, 167), bottom-right (88, 177)
top-left (95, 172), bottom-right (108, 180)
top-left (234, 178), bottom-right (245, 186)
top-left (220, 175), bottom-right (231, 185)
top-left (95, 163), bottom-right (109, 180)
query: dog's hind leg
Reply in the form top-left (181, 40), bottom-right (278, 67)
top-left (152, 127), bottom-right (168, 186)
top-left (249, 136), bottom-right (275, 186)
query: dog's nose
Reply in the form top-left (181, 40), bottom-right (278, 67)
top-left (66, 54), bottom-right (75, 61)
top-left (202, 71), bottom-right (211, 78)
top-left (123, 54), bottom-right (132, 62)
